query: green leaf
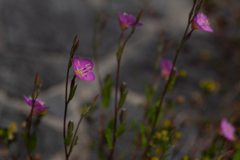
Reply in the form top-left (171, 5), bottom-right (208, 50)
top-left (74, 136), bottom-right (78, 146)
top-left (102, 76), bottom-right (113, 109)
top-left (105, 127), bottom-right (112, 149)
top-left (118, 91), bottom-right (128, 109)
top-left (69, 136), bottom-right (78, 154)
top-left (104, 120), bottom-right (114, 149)
top-left (140, 124), bottom-right (147, 148)
top-left (68, 85), bottom-right (78, 102)
top-left (115, 123), bottom-right (125, 137)
top-left (144, 84), bottom-right (154, 100)
top-left (27, 131), bottom-right (37, 153)
top-left (234, 148), bottom-right (240, 160)
top-left (166, 76), bottom-right (176, 93)
top-left (67, 121), bottom-right (74, 136)
top-left (64, 133), bottom-right (73, 146)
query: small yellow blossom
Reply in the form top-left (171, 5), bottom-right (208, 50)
top-left (199, 79), bottom-right (220, 93)
top-left (203, 156), bottom-right (210, 160)
top-left (155, 132), bottom-right (162, 140)
top-left (175, 132), bottom-right (181, 139)
top-left (40, 110), bottom-right (47, 115)
top-left (0, 129), bottom-right (3, 136)
top-left (161, 130), bottom-right (168, 136)
top-left (179, 69), bottom-right (187, 78)
top-left (7, 132), bottom-right (14, 140)
top-left (151, 156), bottom-right (159, 160)
top-left (155, 147), bottom-right (162, 155)
top-left (9, 122), bottom-right (17, 133)
top-left (164, 120), bottom-right (171, 128)
top-left (21, 121), bottom-right (26, 130)
top-left (183, 155), bottom-right (189, 160)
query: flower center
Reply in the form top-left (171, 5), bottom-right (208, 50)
top-left (76, 63), bottom-right (91, 77)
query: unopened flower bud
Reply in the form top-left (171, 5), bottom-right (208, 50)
top-left (120, 82), bottom-right (127, 96)
top-left (35, 73), bottom-right (39, 86)
top-left (33, 153), bottom-right (41, 160)
top-left (119, 108), bottom-right (127, 123)
top-left (73, 35), bottom-right (78, 46)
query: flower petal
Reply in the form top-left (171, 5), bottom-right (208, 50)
top-left (79, 59), bottom-right (93, 71)
top-left (83, 72), bottom-right (95, 81)
top-left (24, 96), bottom-right (32, 107)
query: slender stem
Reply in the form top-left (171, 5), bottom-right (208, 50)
top-left (63, 63), bottom-right (71, 160)
top-left (109, 27), bottom-right (137, 159)
top-left (26, 99), bottom-right (35, 160)
top-left (142, 15), bottom-right (194, 160)
top-left (67, 115), bottom-right (84, 156)
top-left (109, 58), bottom-right (121, 160)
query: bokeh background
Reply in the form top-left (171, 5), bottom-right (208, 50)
top-left (0, 0), bottom-right (240, 159)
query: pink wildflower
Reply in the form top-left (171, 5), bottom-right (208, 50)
top-left (161, 59), bottom-right (178, 78)
top-left (220, 118), bottom-right (235, 141)
top-left (192, 13), bottom-right (213, 32)
top-left (118, 12), bottom-right (142, 30)
top-left (73, 57), bottom-right (95, 81)
top-left (24, 96), bottom-right (50, 115)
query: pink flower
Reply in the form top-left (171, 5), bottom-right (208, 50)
top-left (191, 13), bottom-right (213, 32)
top-left (73, 57), bottom-right (95, 81)
top-left (161, 59), bottom-right (178, 77)
top-left (220, 118), bottom-right (235, 141)
top-left (118, 12), bottom-right (143, 30)
top-left (24, 96), bottom-right (50, 115)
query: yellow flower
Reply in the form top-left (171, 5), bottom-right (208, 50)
top-left (155, 132), bottom-right (162, 140)
top-left (179, 69), bottom-right (187, 78)
top-left (155, 147), bottom-right (162, 155)
top-left (175, 132), bottom-right (181, 139)
top-left (183, 155), bottom-right (189, 160)
top-left (164, 120), bottom-right (171, 128)
top-left (203, 156), bottom-right (210, 160)
top-left (9, 122), bottom-right (17, 133)
top-left (161, 130), bottom-right (168, 136)
top-left (0, 129), bottom-right (3, 136)
top-left (40, 110), bottom-right (47, 115)
top-left (151, 156), bottom-right (159, 160)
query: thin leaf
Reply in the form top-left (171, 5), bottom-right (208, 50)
top-left (115, 123), bottom-right (125, 137)
top-left (102, 76), bottom-right (113, 109)
top-left (118, 91), bottom-right (128, 109)
top-left (68, 85), bottom-right (78, 102)
top-left (27, 131), bottom-right (37, 153)
top-left (166, 76), bottom-right (176, 93)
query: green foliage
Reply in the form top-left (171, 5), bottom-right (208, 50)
top-left (27, 131), bottom-right (37, 153)
top-left (105, 120), bottom-right (114, 149)
top-left (234, 148), bottom-right (240, 160)
top-left (119, 91), bottom-right (128, 109)
top-left (98, 146), bottom-right (105, 160)
top-left (166, 76), bottom-right (176, 93)
top-left (140, 123), bottom-right (147, 148)
top-left (145, 83), bottom-right (154, 100)
top-left (115, 123), bottom-right (125, 137)
top-left (148, 101), bottom-right (164, 126)
top-left (65, 121), bottom-right (74, 146)
top-left (68, 85), bottom-right (78, 103)
top-left (102, 75), bottom-right (113, 109)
